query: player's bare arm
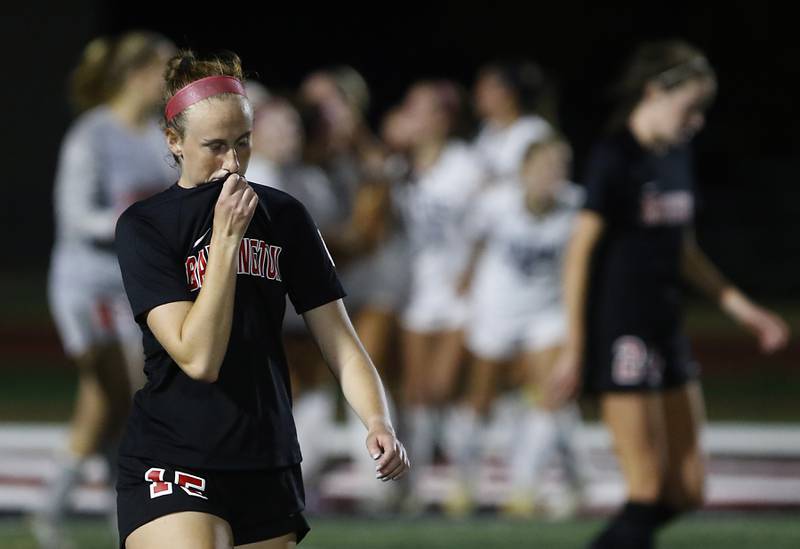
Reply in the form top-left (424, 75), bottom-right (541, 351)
top-left (547, 210), bottom-right (605, 406)
top-left (681, 228), bottom-right (789, 353)
top-left (145, 174), bottom-right (259, 382)
top-left (302, 299), bottom-right (410, 481)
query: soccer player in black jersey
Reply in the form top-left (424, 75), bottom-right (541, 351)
top-left (548, 40), bottom-right (789, 548)
top-left (113, 50), bottom-right (409, 549)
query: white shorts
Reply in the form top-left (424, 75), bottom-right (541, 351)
top-left (401, 285), bottom-right (468, 333)
top-left (466, 308), bottom-right (566, 361)
top-left (48, 284), bottom-right (141, 359)
top-left (339, 233), bottom-right (410, 314)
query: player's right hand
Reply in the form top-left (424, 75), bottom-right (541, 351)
top-left (367, 426), bottom-right (411, 482)
top-left (212, 172), bottom-right (259, 243)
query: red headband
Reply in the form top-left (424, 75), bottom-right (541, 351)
top-left (165, 75), bottom-right (247, 122)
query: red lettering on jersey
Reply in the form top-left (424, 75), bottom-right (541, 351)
top-left (258, 241), bottom-right (269, 277)
top-left (197, 248), bottom-right (208, 286)
top-left (641, 189), bottom-right (693, 225)
top-left (249, 239), bottom-right (261, 276)
top-left (185, 257), bottom-right (199, 291)
top-left (267, 245), bottom-right (282, 281)
top-left (145, 467), bottom-right (173, 499)
top-left (238, 238), bottom-right (251, 274)
top-left (187, 238), bottom-right (280, 288)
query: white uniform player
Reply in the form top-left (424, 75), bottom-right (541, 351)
top-left (446, 135), bottom-right (588, 519)
top-left (466, 182), bottom-right (584, 360)
top-left (48, 104), bottom-right (178, 365)
top-left (473, 114), bottom-right (553, 184)
top-left (399, 141), bottom-right (486, 332)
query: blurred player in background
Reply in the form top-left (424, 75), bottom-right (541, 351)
top-left (37, 31), bottom-right (177, 548)
top-left (451, 135), bottom-right (586, 518)
top-left (473, 60), bottom-right (555, 184)
top-left (395, 80), bottom-right (486, 507)
top-left (549, 40), bottom-right (790, 548)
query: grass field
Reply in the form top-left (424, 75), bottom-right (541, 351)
top-left (1, 514), bottom-right (799, 548)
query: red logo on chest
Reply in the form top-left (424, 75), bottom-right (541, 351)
top-left (640, 188), bottom-right (693, 226)
top-left (185, 238), bottom-right (282, 291)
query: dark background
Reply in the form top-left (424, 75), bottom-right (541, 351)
top-left (3, 4), bottom-right (799, 297)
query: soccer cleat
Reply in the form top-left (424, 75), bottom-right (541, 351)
top-left (500, 488), bottom-right (537, 519)
top-left (442, 482), bottom-right (475, 518)
top-left (542, 485), bottom-right (584, 521)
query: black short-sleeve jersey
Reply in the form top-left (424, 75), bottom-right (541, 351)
top-left (114, 177), bottom-right (346, 470)
top-left (582, 128), bottom-right (695, 338)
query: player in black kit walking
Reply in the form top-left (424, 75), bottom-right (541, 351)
top-left (113, 50), bottom-right (409, 549)
top-left (548, 40), bottom-right (789, 548)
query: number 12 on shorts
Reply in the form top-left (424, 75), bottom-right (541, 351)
top-left (145, 467), bottom-right (208, 500)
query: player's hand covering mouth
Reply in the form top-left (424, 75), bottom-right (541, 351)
top-left (204, 169), bottom-right (235, 186)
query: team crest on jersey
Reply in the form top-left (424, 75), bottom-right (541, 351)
top-left (185, 238), bottom-right (282, 292)
top-left (640, 183), bottom-right (693, 225)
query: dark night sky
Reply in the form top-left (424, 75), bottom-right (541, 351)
top-left (3, 4), bottom-right (799, 296)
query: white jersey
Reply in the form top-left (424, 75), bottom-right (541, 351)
top-left (48, 105), bottom-right (177, 357)
top-left (399, 140), bottom-right (486, 331)
top-left (469, 182), bottom-right (584, 320)
top-left (49, 105), bottom-right (178, 292)
top-left (473, 114), bottom-right (553, 183)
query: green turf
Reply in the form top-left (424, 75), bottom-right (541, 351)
top-left (1, 515), bottom-right (799, 548)
top-left (0, 366), bottom-right (77, 421)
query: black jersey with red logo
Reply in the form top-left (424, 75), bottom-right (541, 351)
top-left (114, 177), bottom-right (346, 470)
top-left (582, 127), bottom-right (695, 339)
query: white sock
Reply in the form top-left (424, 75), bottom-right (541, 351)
top-left (406, 405), bottom-right (436, 489)
top-left (443, 405), bottom-right (481, 485)
top-left (509, 407), bottom-right (559, 491)
top-left (553, 403), bottom-right (588, 487)
top-left (294, 388), bottom-right (335, 484)
top-left (39, 450), bottom-right (83, 522)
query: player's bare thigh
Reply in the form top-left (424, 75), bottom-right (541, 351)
top-left (464, 355), bottom-right (507, 415)
top-left (403, 328), bottom-right (464, 403)
top-left (236, 532), bottom-right (297, 548)
top-left (401, 329), bottom-right (434, 403)
top-left (427, 330), bottom-right (465, 403)
top-left (516, 345), bottom-right (562, 409)
top-left (68, 342), bottom-right (131, 455)
top-left (125, 511), bottom-right (233, 549)
top-left (661, 381), bottom-right (706, 509)
top-left (600, 391), bottom-right (667, 502)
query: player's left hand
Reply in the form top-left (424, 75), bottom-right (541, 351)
top-left (366, 425), bottom-right (410, 482)
top-left (740, 305), bottom-right (790, 354)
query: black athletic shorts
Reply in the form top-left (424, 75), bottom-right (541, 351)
top-left (116, 454), bottom-right (310, 548)
top-left (584, 328), bottom-right (700, 395)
